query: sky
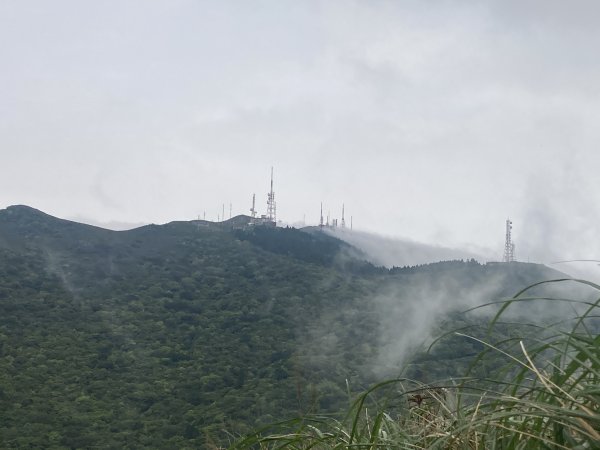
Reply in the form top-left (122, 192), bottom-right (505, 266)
top-left (1, 0), bottom-right (600, 267)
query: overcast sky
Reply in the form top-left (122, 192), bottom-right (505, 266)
top-left (1, 0), bottom-right (599, 265)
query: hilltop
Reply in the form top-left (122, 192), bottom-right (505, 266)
top-left (0, 205), bottom-right (572, 448)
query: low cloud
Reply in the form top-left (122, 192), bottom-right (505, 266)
top-left (326, 228), bottom-right (485, 267)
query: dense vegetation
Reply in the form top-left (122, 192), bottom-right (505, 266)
top-left (233, 279), bottom-right (600, 449)
top-left (0, 205), bottom-right (579, 448)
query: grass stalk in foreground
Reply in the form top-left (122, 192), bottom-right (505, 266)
top-left (231, 279), bottom-right (600, 449)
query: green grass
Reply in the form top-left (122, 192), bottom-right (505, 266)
top-left (230, 279), bottom-right (600, 449)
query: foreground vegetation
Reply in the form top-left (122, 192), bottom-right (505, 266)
top-left (232, 279), bottom-right (600, 449)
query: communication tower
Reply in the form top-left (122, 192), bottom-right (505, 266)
top-left (250, 193), bottom-right (257, 219)
top-left (503, 219), bottom-right (515, 262)
top-left (341, 204), bottom-right (346, 229)
top-left (319, 202), bottom-right (324, 228)
top-left (266, 167), bottom-right (276, 223)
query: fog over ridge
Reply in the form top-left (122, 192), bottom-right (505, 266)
top-left (325, 227), bottom-right (487, 268)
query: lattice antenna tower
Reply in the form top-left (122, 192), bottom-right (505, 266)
top-left (341, 204), bottom-right (346, 228)
top-left (503, 218), bottom-right (515, 262)
top-left (266, 167), bottom-right (276, 223)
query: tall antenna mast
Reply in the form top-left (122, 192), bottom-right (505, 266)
top-left (503, 218), bottom-right (515, 262)
top-left (266, 166), bottom-right (276, 223)
top-left (250, 193), bottom-right (257, 218)
top-left (319, 202), bottom-right (324, 228)
top-left (341, 203), bottom-right (346, 228)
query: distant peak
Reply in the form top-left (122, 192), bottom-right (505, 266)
top-left (4, 205), bottom-right (47, 215)
top-left (7, 204), bottom-right (37, 210)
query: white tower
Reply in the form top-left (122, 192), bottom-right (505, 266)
top-left (250, 193), bottom-right (257, 219)
top-left (503, 219), bottom-right (515, 262)
top-left (266, 167), bottom-right (276, 223)
top-left (319, 202), bottom-right (324, 228)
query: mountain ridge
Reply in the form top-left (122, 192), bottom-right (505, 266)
top-left (0, 204), bottom-right (576, 447)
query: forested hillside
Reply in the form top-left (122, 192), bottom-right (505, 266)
top-left (0, 205), bottom-right (569, 448)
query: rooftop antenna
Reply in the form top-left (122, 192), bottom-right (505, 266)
top-left (319, 202), bottom-right (324, 228)
top-left (503, 218), bottom-right (515, 262)
top-left (250, 193), bottom-right (257, 218)
top-left (341, 203), bottom-right (346, 229)
top-left (266, 167), bottom-right (276, 223)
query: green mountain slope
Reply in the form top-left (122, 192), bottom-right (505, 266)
top-left (0, 205), bottom-right (570, 448)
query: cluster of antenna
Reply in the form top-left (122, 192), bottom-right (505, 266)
top-left (247, 167), bottom-right (351, 230)
top-left (319, 202), bottom-right (351, 230)
top-left (201, 167), bottom-right (518, 263)
top-left (248, 167), bottom-right (277, 227)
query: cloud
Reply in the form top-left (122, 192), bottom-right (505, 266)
top-left (1, 0), bottom-right (599, 258)
top-left (326, 228), bottom-right (485, 267)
